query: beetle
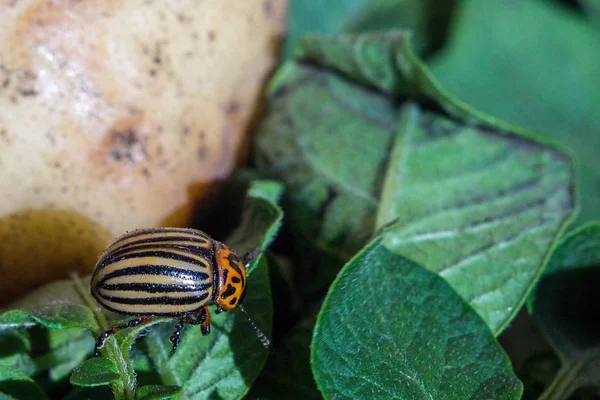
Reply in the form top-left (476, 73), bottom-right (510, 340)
top-left (90, 227), bottom-right (271, 357)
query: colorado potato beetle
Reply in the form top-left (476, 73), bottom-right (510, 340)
top-left (90, 227), bottom-right (271, 356)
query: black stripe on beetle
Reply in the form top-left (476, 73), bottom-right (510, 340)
top-left (106, 243), bottom-right (213, 261)
top-left (98, 292), bottom-right (209, 305)
top-left (101, 282), bottom-right (212, 293)
top-left (103, 250), bottom-right (210, 269)
top-left (99, 265), bottom-right (210, 283)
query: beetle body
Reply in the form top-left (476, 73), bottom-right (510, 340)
top-left (90, 227), bottom-right (269, 356)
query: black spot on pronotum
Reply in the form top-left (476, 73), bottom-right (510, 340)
top-left (226, 253), bottom-right (245, 286)
top-left (231, 277), bottom-right (241, 283)
top-left (228, 297), bottom-right (237, 306)
top-left (221, 284), bottom-right (235, 299)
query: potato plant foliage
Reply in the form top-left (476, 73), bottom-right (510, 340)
top-left (1, 1), bottom-right (599, 399)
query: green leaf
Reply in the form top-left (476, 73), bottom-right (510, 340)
top-left (430, 0), bottom-right (600, 226)
top-left (257, 58), bottom-right (398, 292)
top-left (263, 30), bottom-right (576, 334)
top-left (70, 358), bottom-right (120, 387)
top-left (285, 0), bottom-right (454, 57)
top-left (38, 328), bottom-right (95, 382)
top-left (0, 331), bottom-right (35, 376)
top-left (227, 180), bottom-right (284, 269)
top-left (529, 224), bottom-right (600, 399)
top-left (0, 280), bottom-right (99, 332)
top-left (311, 237), bottom-right (523, 399)
top-left (136, 385), bottom-right (181, 400)
top-left (380, 101), bottom-right (574, 334)
top-left (0, 364), bottom-right (48, 400)
top-left (143, 257), bottom-right (273, 400)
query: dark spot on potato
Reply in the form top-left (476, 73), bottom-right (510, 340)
top-left (226, 101), bottom-right (240, 114)
top-left (207, 31), bottom-right (216, 42)
top-left (142, 167), bottom-right (151, 177)
top-left (182, 126), bottom-right (190, 136)
top-left (108, 128), bottom-right (148, 163)
top-left (149, 69), bottom-right (157, 77)
top-left (264, 0), bottom-right (274, 16)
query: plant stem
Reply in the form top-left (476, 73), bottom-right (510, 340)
top-left (537, 354), bottom-right (595, 400)
top-left (71, 274), bottom-right (137, 400)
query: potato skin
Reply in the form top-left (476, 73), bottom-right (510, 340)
top-left (0, 0), bottom-right (286, 302)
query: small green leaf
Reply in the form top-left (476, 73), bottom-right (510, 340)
top-left (430, 0), bottom-right (600, 226)
top-left (529, 224), bottom-right (600, 398)
top-left (227, 180), bottom-right (284, 269)
top-left (136, 385), bottom-right (181, 400)
top-left (0, 364), bottom-right (48, 400)
top-left (38, 329), bottom-right (95, 381)
top-left (70, 358), bottom-right (120, 387)
top-left (311, 238), bottom-right (523, 399)
top-left (0, 279), bottom-right (99, 332)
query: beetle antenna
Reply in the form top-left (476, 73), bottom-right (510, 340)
top-left (238, 305), bottom-right (272, 352)
top-left (242, 248), bottom-right (263, 269)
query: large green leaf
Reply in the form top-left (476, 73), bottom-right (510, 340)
top-left (262, 31), bottom-right (576, 334)
top-left (256, 62), bottom-right (398, 293)
top-left (430, 0), bottom-right (600, 226)
top-left (311, 237), bottom-right (523, 399)
top-left (0, 364), bottom-right (48, 400)
top-left (379, 102), bottom-right (574, 334)
top-left (529, 224), bottom-right (600, 399)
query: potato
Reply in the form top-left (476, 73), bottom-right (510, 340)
top-left (0, 0), bottom-right (286, 303)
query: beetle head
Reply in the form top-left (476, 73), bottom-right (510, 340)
top-left (214, 242), bottom-right (247, 311)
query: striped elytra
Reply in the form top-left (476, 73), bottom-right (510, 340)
top-left (90, 227), bottom-right (271, 357)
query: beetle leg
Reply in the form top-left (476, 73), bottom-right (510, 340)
top-left (186, 306), bottom-right (212, 335)
top-left (94, 316), bottom-right (153, 357)
top-left (169, 319), bottom-right (185, 354)
top-left (200, 305), bottom-right (211, 335)
top-left (242, 248), bottom-right (263, 268)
